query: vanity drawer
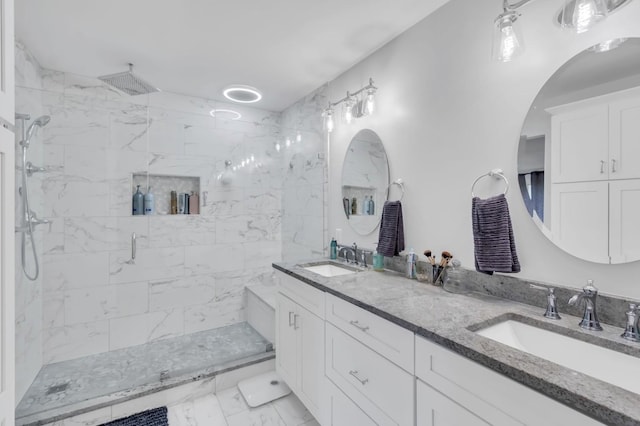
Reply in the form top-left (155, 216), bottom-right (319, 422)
top-left (326, 323), bottom-right (414, 426)
top-left (324, 379), bottom-right (378, 426)
top-left (276, 270), bottom-right (324, 318)
top-left (325, 293), bottom-right (414, 372)
top-left (415, 335), bottom-right (603, 426)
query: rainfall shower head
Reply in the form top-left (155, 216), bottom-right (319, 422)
top-left (22, 115), bottom-right (51, 148)
top-left (98, 63), bottom-right (159, 96)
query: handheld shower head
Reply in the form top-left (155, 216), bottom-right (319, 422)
top-left (22, 115), bottom-right (51, 148)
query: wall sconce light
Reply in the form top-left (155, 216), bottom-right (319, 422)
top-left (492, 0), bottom-right (631, 63)
top-left (322, 78), bottom-right (377, 133)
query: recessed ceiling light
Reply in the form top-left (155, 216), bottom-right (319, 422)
top-left (223, 85), bottom-right (262, 103)
top-left (209, 109), bottom-right (242, 120)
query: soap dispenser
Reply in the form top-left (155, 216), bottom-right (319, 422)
top-left (330, 238), bottom-right (338, 260)
top-left (373, 245), bottom-right (384, 272)
top-left (144, 187), bottom-right (155, 215)
top-left (132, 185), bottom-right (144, 215)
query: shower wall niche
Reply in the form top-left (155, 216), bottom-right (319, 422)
top-left (131, 173), bottom-right (200, 215)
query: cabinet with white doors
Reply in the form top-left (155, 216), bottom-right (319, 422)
top-left (549, 87), bottom-right (640, 184)
top-left (275, 271), bottom-right (325, 423)
top-left (415, 335), bottom-right (604, 426)
top-left (551, 179), bottom-right (640, 264)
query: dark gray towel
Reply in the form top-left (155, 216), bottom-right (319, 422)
top-left (472, 194), bottom-right (520, 275)
top-left (101, 407), bottom-right (168, 426)
top-left (377, 201), bottom-right (405, 257)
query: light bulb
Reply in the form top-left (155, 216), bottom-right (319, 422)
top-left (344, 95), bottom-right (356, 124)
top-left (275, 143), bottom-right (281, 152)
top-left (241, 160), bottom-right (245, 167)
top-left (251, 155), bottom-right (255, 162)
top-left (492, 11), bottom-right (522, 63)
top-left (366, 89), bottom-right (376, 115)
top-left (572, 0), bottom-right (607, 33)
top-left (232, 166), bottom-right (237, 171)
top-left (326, 111), bottom-right (334, 133)
top-left (286, 138), bottom-right (291, 147)
top-left (296, 131), bottom-right (302, 143)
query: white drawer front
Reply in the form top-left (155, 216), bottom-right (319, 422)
top-left (325, 379), bottom-right (378, 426)
top-left (326, 323), bottom-right (414, 426)
top-left (276, 270), bottom-right (325, 318)
top-left (417, 380), bottom-right (497, 426)
top-left (325, 293), bottom-right (414, 372)
top-left (415, 335), bottom-right (604, 426)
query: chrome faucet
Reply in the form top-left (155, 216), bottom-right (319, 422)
top-left (621, 303), bottom-right (640, 342)
top-left (530, 284), bottom-right (561, 320)
top-left (568, 281), bottom-right (603, 331)
top-left (339, 246), bottom-right (357, 264)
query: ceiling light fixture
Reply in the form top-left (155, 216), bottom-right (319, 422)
top-left (322, 78), bottom-right (377, 133)
top-left (493, 0), bottom-right (629, 62)
top-left (209, 109), bottom-right (242, 120)
top-left (223, 85), bottom-right (262, 103)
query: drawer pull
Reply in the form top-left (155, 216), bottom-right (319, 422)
top-left (288, 311), bottom-right (295, 327)
top-left (293, 314), bottom-right (300, 330)
top-left (349, 320), bottom-right (370, 332)
top-left (349, 370), bottom-right (369, 385)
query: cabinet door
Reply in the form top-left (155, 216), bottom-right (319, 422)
top-left (297, 305), bottom-right (325, 422)
top-left (417, 381), bottom-right (492, 426)
top-left (551, 105), bottom-right (609, 183)
top-left (550, 181), bottom-right (609, 263)
top-left (325, 379), bottom-right (377, 426)
top-left (275, 293), bottom-right (298, 389)
top-left (609, 97), bottom-right (640, 180)
top-left (609, 179), bottom-right (640, 264)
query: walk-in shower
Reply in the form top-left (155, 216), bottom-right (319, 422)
top-left (15, 113), bottom-right (51, 281)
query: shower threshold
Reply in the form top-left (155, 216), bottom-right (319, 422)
top-left (16, 322), bottom-right (274, 425)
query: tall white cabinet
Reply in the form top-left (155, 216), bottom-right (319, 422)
top-left (548, 86), bottom-right (640, 263)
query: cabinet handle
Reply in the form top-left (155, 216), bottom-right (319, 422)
top-left (293, 314), bottom-right (300, 330)
top-left (600, 160), bottom-right (605, 174)
top-left (612, 159), bottom-right (617, 173)
top-left (349, 320), bottom-right (370, 332)
top-left (288, 311), bottom-right (295, 327)
top-left (349, 370), bottom-right (369, 385)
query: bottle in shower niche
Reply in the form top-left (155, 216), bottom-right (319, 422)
top-left (144, 187), bottom-right (155, 215)
top-left (369, 196), bottom-right (375, 215)
top-left (132, 185), bottom-right (144, 215)
top-left (170, 191), bottom-right (178, 214)
top-left (189, 191), bottom-right (199, 214)
top-left (351, 197), bottom-right (357, 215)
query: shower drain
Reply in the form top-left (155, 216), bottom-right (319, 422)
top-left (270, 380), bottom-right (279, 386)
top-left (46, 383), bottom-right (69, 395)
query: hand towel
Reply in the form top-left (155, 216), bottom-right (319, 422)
top-left (377, 201), bottom-right (405, 257)
top-left (472, 194), bottom-right (520, 275)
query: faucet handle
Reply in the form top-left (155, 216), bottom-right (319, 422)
top-left (530, 284), bottom-right (561, 320)
top-left (583, 280), bottom-right (598, 296)
top-left (621, 303), bottom-right (640, 342)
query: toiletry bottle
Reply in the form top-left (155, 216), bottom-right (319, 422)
top-left (132, 185), bottom-right (144, 215)
top-left (373, 246), bottom-right (384, 272)
top-left (144, 187), bottom-right (155, 215)
top-left (364, 196), bottom-right (370, 215)
top-left (351, 197), bottom-right (357, 215)
top-left (330, 238), bottom-right (337, 260)
top-left (170, 191), bottom-right (178, 214)
top-left (369, 196), bottom-right (375, 215)
top-left (189, 191), bottom-right (199, 214)
top-left (406, 248), bottom-right (417, 279)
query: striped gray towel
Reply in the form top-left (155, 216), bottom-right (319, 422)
top-left (472, 194), bottom-right (520, 275)
top-left (377, 201), bottom-right (405, 257)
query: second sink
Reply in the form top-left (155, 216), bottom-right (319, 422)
top-left (475, 318), bottom-right (640, 395)
top-left (300, 261), bottom-right (360, 278)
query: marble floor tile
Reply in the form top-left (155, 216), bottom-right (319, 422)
top-left (167, 394), bottom-right (228, 426)
top-left (216, 387), bottom-right (249, 418)
top-left (224, 403), bottom-right (286, 426)
top-left (271, 395), bottom-right (315, 426)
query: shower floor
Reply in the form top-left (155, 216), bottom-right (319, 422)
top-left (16, 322), bottom-right (274, 425)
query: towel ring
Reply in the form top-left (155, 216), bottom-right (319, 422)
top-left (471, 169), bottom-right (509, 198)
top-left (387, 178), bottom-right (405, 201)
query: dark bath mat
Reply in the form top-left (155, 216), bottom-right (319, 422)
top-left (100, 406), bottom-right (168, 426)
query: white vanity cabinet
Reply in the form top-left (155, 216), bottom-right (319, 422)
top-left (275, 271), bottom-right (325, 422)
top-left (324, 293), bottom-right (414, 426)
top-left (415, 335), bottom-right (604, 426)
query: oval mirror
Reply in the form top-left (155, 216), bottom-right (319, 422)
top-left (341, 129), bottom-right (389, 235)
top-left (518, 37), bottom-right (640, 264)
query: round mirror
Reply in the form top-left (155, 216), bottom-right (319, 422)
top-left (518, 37), bottom-right (640, 264)
top-left (341, 129), bottom-right (389, 235)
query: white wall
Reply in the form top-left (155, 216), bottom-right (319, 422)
top-left (320, 0), bottom-right (640, 298)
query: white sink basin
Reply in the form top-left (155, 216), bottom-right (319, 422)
top-left (302, 263), bottom-right (358, 277)
top-left (476, 319), bottom-right (640, 394)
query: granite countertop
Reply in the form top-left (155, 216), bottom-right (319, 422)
top-left (273, 260), bottom-right (640, 426)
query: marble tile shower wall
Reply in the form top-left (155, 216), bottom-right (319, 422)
top-left (15, 42), bottom-right (46, 402)
top-left (15, 45), bottom-right (285, 365)
top-left (280, 85), bottom-right (329, 261)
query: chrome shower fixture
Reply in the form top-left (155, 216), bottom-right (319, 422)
top-left (98, 63), bottom-right (160, 96)
top-left (322, 78), bottom-right (377, 133)
top-left (492, 0), bottom-right (632, 62)
top-left (21, 115), bottom-right (50, 148)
